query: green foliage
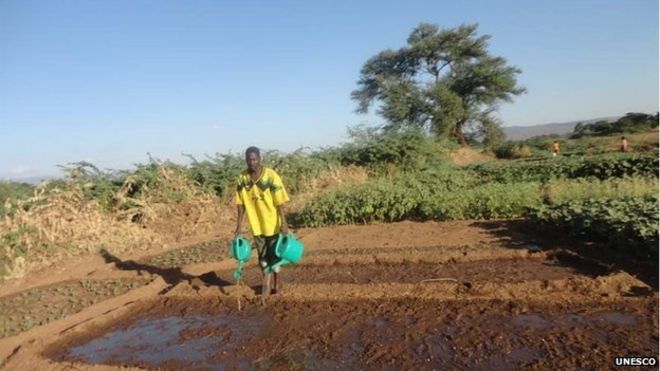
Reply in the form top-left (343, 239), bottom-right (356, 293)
top-left (418, 182), bottom-right (542, 220)
top-left (0, 226), bottom-right (34, 277)
top-left (528, 197), bottom-right (659, 259)
top-left (571, 112), bottom-right (659, 138)
top-left (568, 154), bottom-right (659, 179)
top-left (468, 153), bottom-right (658, 182)
top-left (185, 152), bottom-right (244, 197)
top-left (58, 162), bottom-right (126, 210)
top-left (261, 149), bottom-right (340, 195)
top-left (338, 127), bottom-right (450, 172)
top-left (493, 142), bottom-right (532, 159)
top-left (352, 23), bottom-right (524, 144)
top-left (185, 148), bottom-right (339, 198)
top-left (293, 172), bottom-right (541, 227)
top-left (0, 182), bottom-right (34, 216)
top-left (542, 177), bottom-right (658, 205)
top-left (1, 226), bottom-right (33, 257)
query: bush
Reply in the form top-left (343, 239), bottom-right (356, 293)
top-left (542, 177), bottom-right (658, 205)
top-left (468, 153), bottom-right (658, 183)
top-left (527, 197), bottom-right (659, 259)
top-left (292, 172), bottom-right (542, 227)
top-left (185, 148), bottom-right (340, 198)
top-left (0, 182), bottom-right (34, 216)
top-left (493, 142), bottom-right (532, 159)
top-left (338, 128), bottom-right (450, 172)
top-left (571, 113), bottom-right (659, 138)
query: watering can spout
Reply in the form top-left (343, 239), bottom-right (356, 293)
top-left (230, 237), bottom-right (252, 281)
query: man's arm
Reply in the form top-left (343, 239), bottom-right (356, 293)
top-left (235, 205), bottom-right (245, 237)
top-left (277, 204), bottom-right (289, 235)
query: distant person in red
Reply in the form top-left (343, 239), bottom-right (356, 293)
top-left (620, 136), bottom-right (629, 152)
top-left (551, 141), bottom-right (560, 157)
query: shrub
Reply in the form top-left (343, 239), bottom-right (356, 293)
top-left (527, 197), bottom-right (659, 259)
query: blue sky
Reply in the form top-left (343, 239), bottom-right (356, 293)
top-left (1, 0), bottom-right (657, 179)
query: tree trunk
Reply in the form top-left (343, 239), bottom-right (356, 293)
top-left (452, 122), bottom-right (468, 147)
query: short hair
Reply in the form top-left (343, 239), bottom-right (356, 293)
top-left (245, 146), bottom-right (260, 157)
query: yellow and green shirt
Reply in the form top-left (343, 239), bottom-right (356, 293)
top-left (235, 167), bottom-right (289, 237)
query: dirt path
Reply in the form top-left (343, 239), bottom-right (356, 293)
top-left (0, 220), bottom-right (657, 370)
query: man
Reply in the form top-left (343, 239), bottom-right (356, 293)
top-left (620, 136), bottom-right (629, 152)
top-left (234, 146), bottom-right (289, 301)
top-left (551, 140), bottom-right (560, 157)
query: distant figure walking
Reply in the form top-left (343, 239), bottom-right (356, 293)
top-left (620, 136), bottom-right (629, 152)
top-left (551, 141), bottom-right (560, 157)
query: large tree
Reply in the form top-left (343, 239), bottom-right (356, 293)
top-left (352, 23), bottom-right (525, 145)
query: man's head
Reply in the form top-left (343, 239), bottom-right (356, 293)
top-left (245, 146), bottom-right (261, 173)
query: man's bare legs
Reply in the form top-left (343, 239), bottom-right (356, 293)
top-left (272, 272), bottom-right (281, 294)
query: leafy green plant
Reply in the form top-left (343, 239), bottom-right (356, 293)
top-left (542, 177), bottom-right (658, 204)
top-left (468, 153), bottom-right (658, 183)
top-left (0, 182), bottom-right (35, 216)
top-left (292, 171), bottom-right (542, 227)
top-left (527, 197), bottom-right (659, 259)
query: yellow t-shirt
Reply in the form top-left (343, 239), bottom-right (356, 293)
top-left (235, 167), bottom-right (289, 237)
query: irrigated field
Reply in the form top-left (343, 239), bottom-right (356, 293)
top-left (1, 220), bottom-right (656, 370)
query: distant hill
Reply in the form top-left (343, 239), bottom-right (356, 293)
top-left (503, 116), bottom-right (621, 140)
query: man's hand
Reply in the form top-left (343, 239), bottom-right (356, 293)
top-left (280, 223), bottom-right (289, 235)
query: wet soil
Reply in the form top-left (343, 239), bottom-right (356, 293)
top-left (2, 220), bottom-right (657, 370)
top-left (225, 254), bottom-right (609, 287)
top-left (48, 297), bottom-right (658, 370)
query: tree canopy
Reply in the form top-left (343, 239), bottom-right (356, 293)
top-left (352, 23), bottom-right (525, 146)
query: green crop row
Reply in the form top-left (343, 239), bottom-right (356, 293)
top-left (468, 153), bottom-right (658, 183)
top-left (292, 174), bottom-right (543, 227)
top-left (527, 197), bottom-right (659, 259)
top-left (542, 177), bottom-right (658, 205)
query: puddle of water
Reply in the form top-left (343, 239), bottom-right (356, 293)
top-left (424, 333), bottom-right (454, 360)
top-left (64, 313), bottom-right (265, 369)
top-left (512, 311), bottom-right (637, 331)
top-left (595, 312), bottom-right (637, 326)
top-left (512, 314), bottom-right (552, 330)
top-left (479, 346), bottom-right (544, 369)
top-left (368, 317), bottom-right (388, 329)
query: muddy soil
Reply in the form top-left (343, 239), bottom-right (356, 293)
top-left (48, 297), bottom-right (658, 370)
top-left (1, 220), bottom-right (657, 370)
top-left (225, 254), bottom-right (609, 287)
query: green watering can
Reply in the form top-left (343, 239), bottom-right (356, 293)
top-left (265, 233), bottom-right (304, 273)
top-left (230, 236), bottom-right (252, 281)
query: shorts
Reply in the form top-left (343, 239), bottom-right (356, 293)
top-left (254, 234), bottom-right (281, 269)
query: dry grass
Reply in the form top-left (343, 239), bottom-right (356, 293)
top-left (450, 147), bottom-right (496, 166)
top-left (0, 167), bottom-right (232, 280)
top-left (286, 165), bottom-right (368, 213)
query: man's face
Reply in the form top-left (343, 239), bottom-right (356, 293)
top-left (246, 152), bottom-right (261, 172)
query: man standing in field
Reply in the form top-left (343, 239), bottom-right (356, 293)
top-left (551, 140), bottom-right (560, 157)
top-left (234, 146), bottom-right (290, 301)
top-left (620, 136), bottom-right (629, 152)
